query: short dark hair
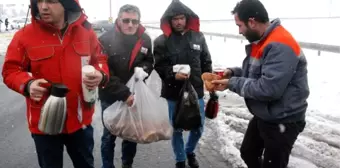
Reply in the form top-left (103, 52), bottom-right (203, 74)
top-left (231, 0), bottom-right (269, 24)
top-left (118, 4), bottom-right (141, 20)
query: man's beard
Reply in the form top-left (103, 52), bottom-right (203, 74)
top-left (244, 29), bottom-right (261, 43)
top-left (173, 24), bottom-right (185, 32)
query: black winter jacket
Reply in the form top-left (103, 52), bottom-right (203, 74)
top-left (154, 0), bottom-right (212, 100)
top-left (99, 24), bottom-right (154, 104)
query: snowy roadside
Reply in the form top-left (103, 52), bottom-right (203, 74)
top-left (1, 28), bottom-right (339, 168)
top-left (201, 91), bottom-right (340, 168)
top-left (0, 32), bottom-right (13, 57)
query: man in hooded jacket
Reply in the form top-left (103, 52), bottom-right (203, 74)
top-left (154, 1), bottom-right (212, 168)
top-left (2, 0), bottom-right (109, 168)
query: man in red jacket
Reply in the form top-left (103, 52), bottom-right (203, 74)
top-left (1, 0), bottom-right (109, 168)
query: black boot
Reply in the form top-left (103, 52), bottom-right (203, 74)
top-left (176, 161), bottom-right (186, 168)
top-left (187, 153), bottom-right (199, 168)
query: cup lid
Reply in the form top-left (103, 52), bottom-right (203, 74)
top-left (82, 65), bottom-right (95, 74)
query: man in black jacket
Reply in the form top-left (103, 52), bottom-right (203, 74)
top-left (98, 4), bottom-right (154, 168)
top-left (154, 1), bottom-right (212, 168)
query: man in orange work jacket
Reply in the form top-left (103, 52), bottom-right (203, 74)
top-left (212, 0), bottom-right (309, 168)
top-left (1, 0), bottom-right (109, 168)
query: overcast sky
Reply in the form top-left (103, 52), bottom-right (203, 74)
top-left (2, 0), bottom-right (339, 21)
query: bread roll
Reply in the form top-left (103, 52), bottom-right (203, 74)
top-left (201, 72), bottom-right (221, 91)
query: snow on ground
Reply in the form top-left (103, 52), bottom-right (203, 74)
top-left (1, 26), bottom-right (339, 168)
top-left (147, 29), bottom-right (340, 168)
top-left (0, 32), bottom-right (13, 57)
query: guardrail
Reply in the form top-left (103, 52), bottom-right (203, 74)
top-left (142, 16), bottom-right (340, 24)
top-left (145, 25), bottom-right (340, 55)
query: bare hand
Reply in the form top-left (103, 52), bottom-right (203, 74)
top-left (125, 95), bottom-right (134, 107)
top-left (175, 73), bottom-right (189, 80)
top-left (29, 79), bottom-right (48, 101)
top-left (223, 69), bottom-right (233, 79)
top-left (211, 79), bottom-right (229, 91)
top-left (83, 70), bottom-right (103, 90)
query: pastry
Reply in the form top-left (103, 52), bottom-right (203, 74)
top-left (201, 72), bottom-right (221, 91)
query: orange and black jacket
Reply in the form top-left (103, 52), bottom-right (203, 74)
top-left (228, 19), bottom-right (310, 123)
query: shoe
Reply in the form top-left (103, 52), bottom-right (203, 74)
top-left (176, 161), bottom-right (186, 168)
top-left (122, 165), bottom-right (132, 168)
top-left (187, 153), bottom-right (199, 168)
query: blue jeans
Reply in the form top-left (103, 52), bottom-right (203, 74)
top-left (101, 101), bottom-right (137, 168)
top-left (168, 98), bottom-right (205, 162)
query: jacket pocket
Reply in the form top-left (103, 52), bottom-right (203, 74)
top-left (73, 41), bottom-right (91, 66)
top-left (73, 41), bottom-right (90, 66)
top-left (26, 46), bottom-right (55, 78)
top-left (28, 104), bottom-right (41, 129)
top-left (73, 41), bottom-right (91, 56)
top-left (28, 96), bottom-right (48, 128)
top-left (26, 46), bottom-right (54, 61)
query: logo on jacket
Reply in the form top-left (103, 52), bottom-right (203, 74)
top-left (140, 47), bottom-right (148, 54)
top-left (81, 56), bottom-right (90, 67)
top-left (193, 44), bottom-right (201, 51)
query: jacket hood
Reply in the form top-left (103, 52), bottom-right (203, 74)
top-left (30, 0), bottom-right (85, 29)
top-left (160, 0), bottom-right (200, 37)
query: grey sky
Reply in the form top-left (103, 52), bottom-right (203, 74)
top-left (81, 0), bottom-right (340, 21)
top-left (2, 0), bottom-right (339, 21)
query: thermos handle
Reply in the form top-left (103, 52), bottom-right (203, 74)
top-left (38, 79), bottom-right (53, 95)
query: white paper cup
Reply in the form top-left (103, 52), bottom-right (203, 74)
top-left (82, 65), bottom-right (95, 78)
top-left (81, 65), bottom-right (97, 103)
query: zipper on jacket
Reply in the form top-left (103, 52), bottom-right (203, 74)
top-left (56, 25), bottom-right (69, 44)
top-left (57, 33), bottom-right (63, 44)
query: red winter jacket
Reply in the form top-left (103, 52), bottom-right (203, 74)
top-left (1, 0), bottom-right (109, 134)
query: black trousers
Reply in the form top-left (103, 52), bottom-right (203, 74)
top-left (31, 125), bottom-right (94, 168)
top-left (240, 117), bottom-right (305, 168)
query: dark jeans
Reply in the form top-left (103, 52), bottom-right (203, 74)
top-left (31, 125), bottom-right (94, 168)
top-left (101, 101), bottom-right (137, 168)
top-left (240, 117), bottom-right (305, 168)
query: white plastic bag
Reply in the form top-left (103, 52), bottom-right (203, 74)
top-left (145, 70), bottom-right (162, 97)
top-left (103, 68), bottom-right (172, 144)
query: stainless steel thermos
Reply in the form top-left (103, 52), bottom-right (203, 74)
top-left (38, 83), bottom-right (69, 135)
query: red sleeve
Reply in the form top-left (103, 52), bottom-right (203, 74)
top-left (2, 30), bottom-right (33, 96)
top-left (89, 29), bottom-right (109, 88)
